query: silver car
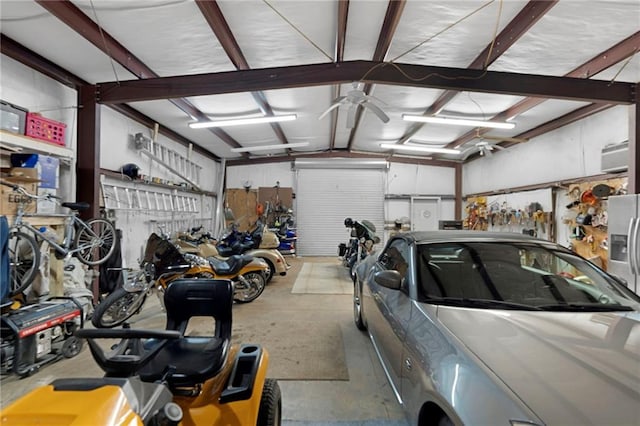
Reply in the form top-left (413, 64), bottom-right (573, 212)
top-left (353, 231), bottom-right (640, 426)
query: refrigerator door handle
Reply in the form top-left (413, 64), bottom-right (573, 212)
top-left (632, 218), bottom-right (640, 275)
top-left (626, 219), bottom-right (636, 276)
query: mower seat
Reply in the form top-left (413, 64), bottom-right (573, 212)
top-left (137, 278), bottom-right (233, 388)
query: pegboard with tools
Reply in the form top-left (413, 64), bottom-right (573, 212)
top-left (561, 177), bottom-right (627, 270)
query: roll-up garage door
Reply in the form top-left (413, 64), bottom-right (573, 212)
top-left (296, 169), bottom-right (385, 256)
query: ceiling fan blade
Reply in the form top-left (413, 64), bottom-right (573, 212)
top-left (460, 147), bottom-right (477, 161)
top-left (363, 94), bottom-right (387, 106)
top-left (346, 104), bottom-right (358, 128)
top-left (362, 101), bottom-right (390, 123)
top-left (318, 101), bottom-right (344, 121)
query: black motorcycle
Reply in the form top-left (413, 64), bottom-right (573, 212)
top-left (338, 218), bottom-right (378, 277)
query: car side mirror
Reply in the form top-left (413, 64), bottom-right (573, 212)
top-left (374, 270), bottom-right (402, 290)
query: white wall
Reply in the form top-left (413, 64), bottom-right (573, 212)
top-left (1, 54), bottom-right (221, 268)
top-left (1, 55), bottom-right (78, 199)
top-left (226, 162), bottom-right (294, 189)
top-left (99, 107), bottom-right (220, 268)
top-left (462, 106), bottom-right (629, 195)
top-left (227, 160), bottom-right (458, 243)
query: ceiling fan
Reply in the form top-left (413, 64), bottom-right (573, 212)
top-left (460, 131), bottom-right (528, 160)
top-left (318, 82), bottom-right (390, 128)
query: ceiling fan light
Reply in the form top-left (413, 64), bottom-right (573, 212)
top-left (380, 143), bottom-right (460, 155)
top-left (189, 114), bottom-right (297, 128)
top-left (402, 114), bottom-right (515, 130)
top-left (231, 141), bottom-right (310, 153)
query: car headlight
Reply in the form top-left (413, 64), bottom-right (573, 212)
top-left (511, 421), bottom-right (543, 426)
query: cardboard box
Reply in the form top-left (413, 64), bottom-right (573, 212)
top-left (9, 154), bottom-right (59, 189)
top-left (1, 168), bottom-right (39, 215)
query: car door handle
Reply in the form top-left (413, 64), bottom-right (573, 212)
top-left (404, 358), bottom-right (412, 371)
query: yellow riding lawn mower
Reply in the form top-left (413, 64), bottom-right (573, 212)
top-left (1, 278), bottom-right (282, 425)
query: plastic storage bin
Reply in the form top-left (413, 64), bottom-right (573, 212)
top-left (25, 113), bottom-right (66, 146)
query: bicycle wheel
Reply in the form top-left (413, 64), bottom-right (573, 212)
top-left (74, 218), bottom-right (117, 266)
top-left (8, 230), bottom-right (40, 296)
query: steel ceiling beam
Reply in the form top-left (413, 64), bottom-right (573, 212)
top-left (195, 0), bottom-right (290, 152)
top-left (35, 0), bottom-right (247, 156)
top-left (463, 102), bottom-right (615, 162)
top-left (108, 104), bottom-right (220, 160)
top-left (225, 149), bottom-right (456, 168)
top-left (0, 34), bottom-right (87, 89)
top-left (95, 60), bottom-right (635, 105)
top-left (0, 34), bottom-right (218, 161)
top-left (445, 30), bottom-right (640, 149)
top-left (507, 103), bottom-right (614, 147)
top-left (346, 0), bottom-right (406, 151)
top-left (399, 0), bottom-right (558, 144)
top-left (329, 0), bottom-right (350, 151)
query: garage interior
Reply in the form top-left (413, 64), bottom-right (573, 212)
top-left (0, 0), bottom-right (639, 425)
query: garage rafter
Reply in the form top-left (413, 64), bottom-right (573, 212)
top-left (328, 0), bottom-right (349, 152)
top-left (195, 0), bottom-right (292, 154)
top-left (34, 0), bottom-right (250, 159)
top-left (397, 0), bottom-right (559, 146)
top-left (345, 0), bottom-right (406, 152)
top-left (0, 33), bottom-right (218, 161)
top-left (94, 60), bottom-right (634, 105)
top-left (444, 30), bottom-right (640, 150)
top-left (1, 0), bottom-right (637, 173)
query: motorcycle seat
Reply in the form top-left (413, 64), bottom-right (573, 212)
top-left (137, 279), bottom-right (233, 388)
top-left (207, 254), bottom-right (253, 275)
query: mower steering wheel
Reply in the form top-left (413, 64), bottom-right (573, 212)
top-left (75, 328), bottom-right (181, 377)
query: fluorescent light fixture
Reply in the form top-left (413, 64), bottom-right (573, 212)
top-left (293, 158), bottom-right (388, 169)
top-left (189, 114), bottom-right (297, 129)
top-left (380, 143), bottom-right (460, 155)
top-left (402, 114), bottom-right (515, 130)
top-left (231, 141), bottom-right (309, 153)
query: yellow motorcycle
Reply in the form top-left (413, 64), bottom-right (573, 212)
top-left (1, 278), bottom-right (282, 426)
top-left (91, 233), bottom-right (269, 328)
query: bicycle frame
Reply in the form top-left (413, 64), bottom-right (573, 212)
top-left (12, 204), bottom-right (102, 259)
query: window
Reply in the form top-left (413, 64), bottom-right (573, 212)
top-left (380, 239), bottom-right (410, 281)
top-left (416, 241), bottom-right (640, 310)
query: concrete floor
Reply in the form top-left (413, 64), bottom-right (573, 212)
top-left (0, 256), bottom-right (408, 425)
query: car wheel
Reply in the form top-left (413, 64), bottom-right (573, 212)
top-left (353, 279), bottom-right (366, 331)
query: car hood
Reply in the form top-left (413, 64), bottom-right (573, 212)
top-left (436, 307), bottom-right (640, 425)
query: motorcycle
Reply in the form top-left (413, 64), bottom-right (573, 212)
top-left (338, 218), bottom-right (378, 277)
top-left (91, 232), bottom-right (269, 328)
top-left (1, 278), bottom-right (282, 426)
top-left (216, 221), bottom-right (290, 283)
top-left (270, 217), bottom-right (297, 256)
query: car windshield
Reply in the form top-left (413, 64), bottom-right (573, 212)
top-left (416, 241), bottom-right (640, 311)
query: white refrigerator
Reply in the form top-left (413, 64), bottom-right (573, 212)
top-left (608, 194), bottom-right (640, 293)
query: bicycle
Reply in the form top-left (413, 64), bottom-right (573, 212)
top-left (1, 180), bottom-right (117, 296)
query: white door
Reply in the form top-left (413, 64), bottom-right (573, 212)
top-left (411, 197), bottom-right (441, 231)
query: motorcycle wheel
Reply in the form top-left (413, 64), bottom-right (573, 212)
top-left (233, 271), bottom-right (266, 303)
top-left (91, 287), bottom-right (147, 328)
top-left (262, 258), bottom-right (275, 283)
